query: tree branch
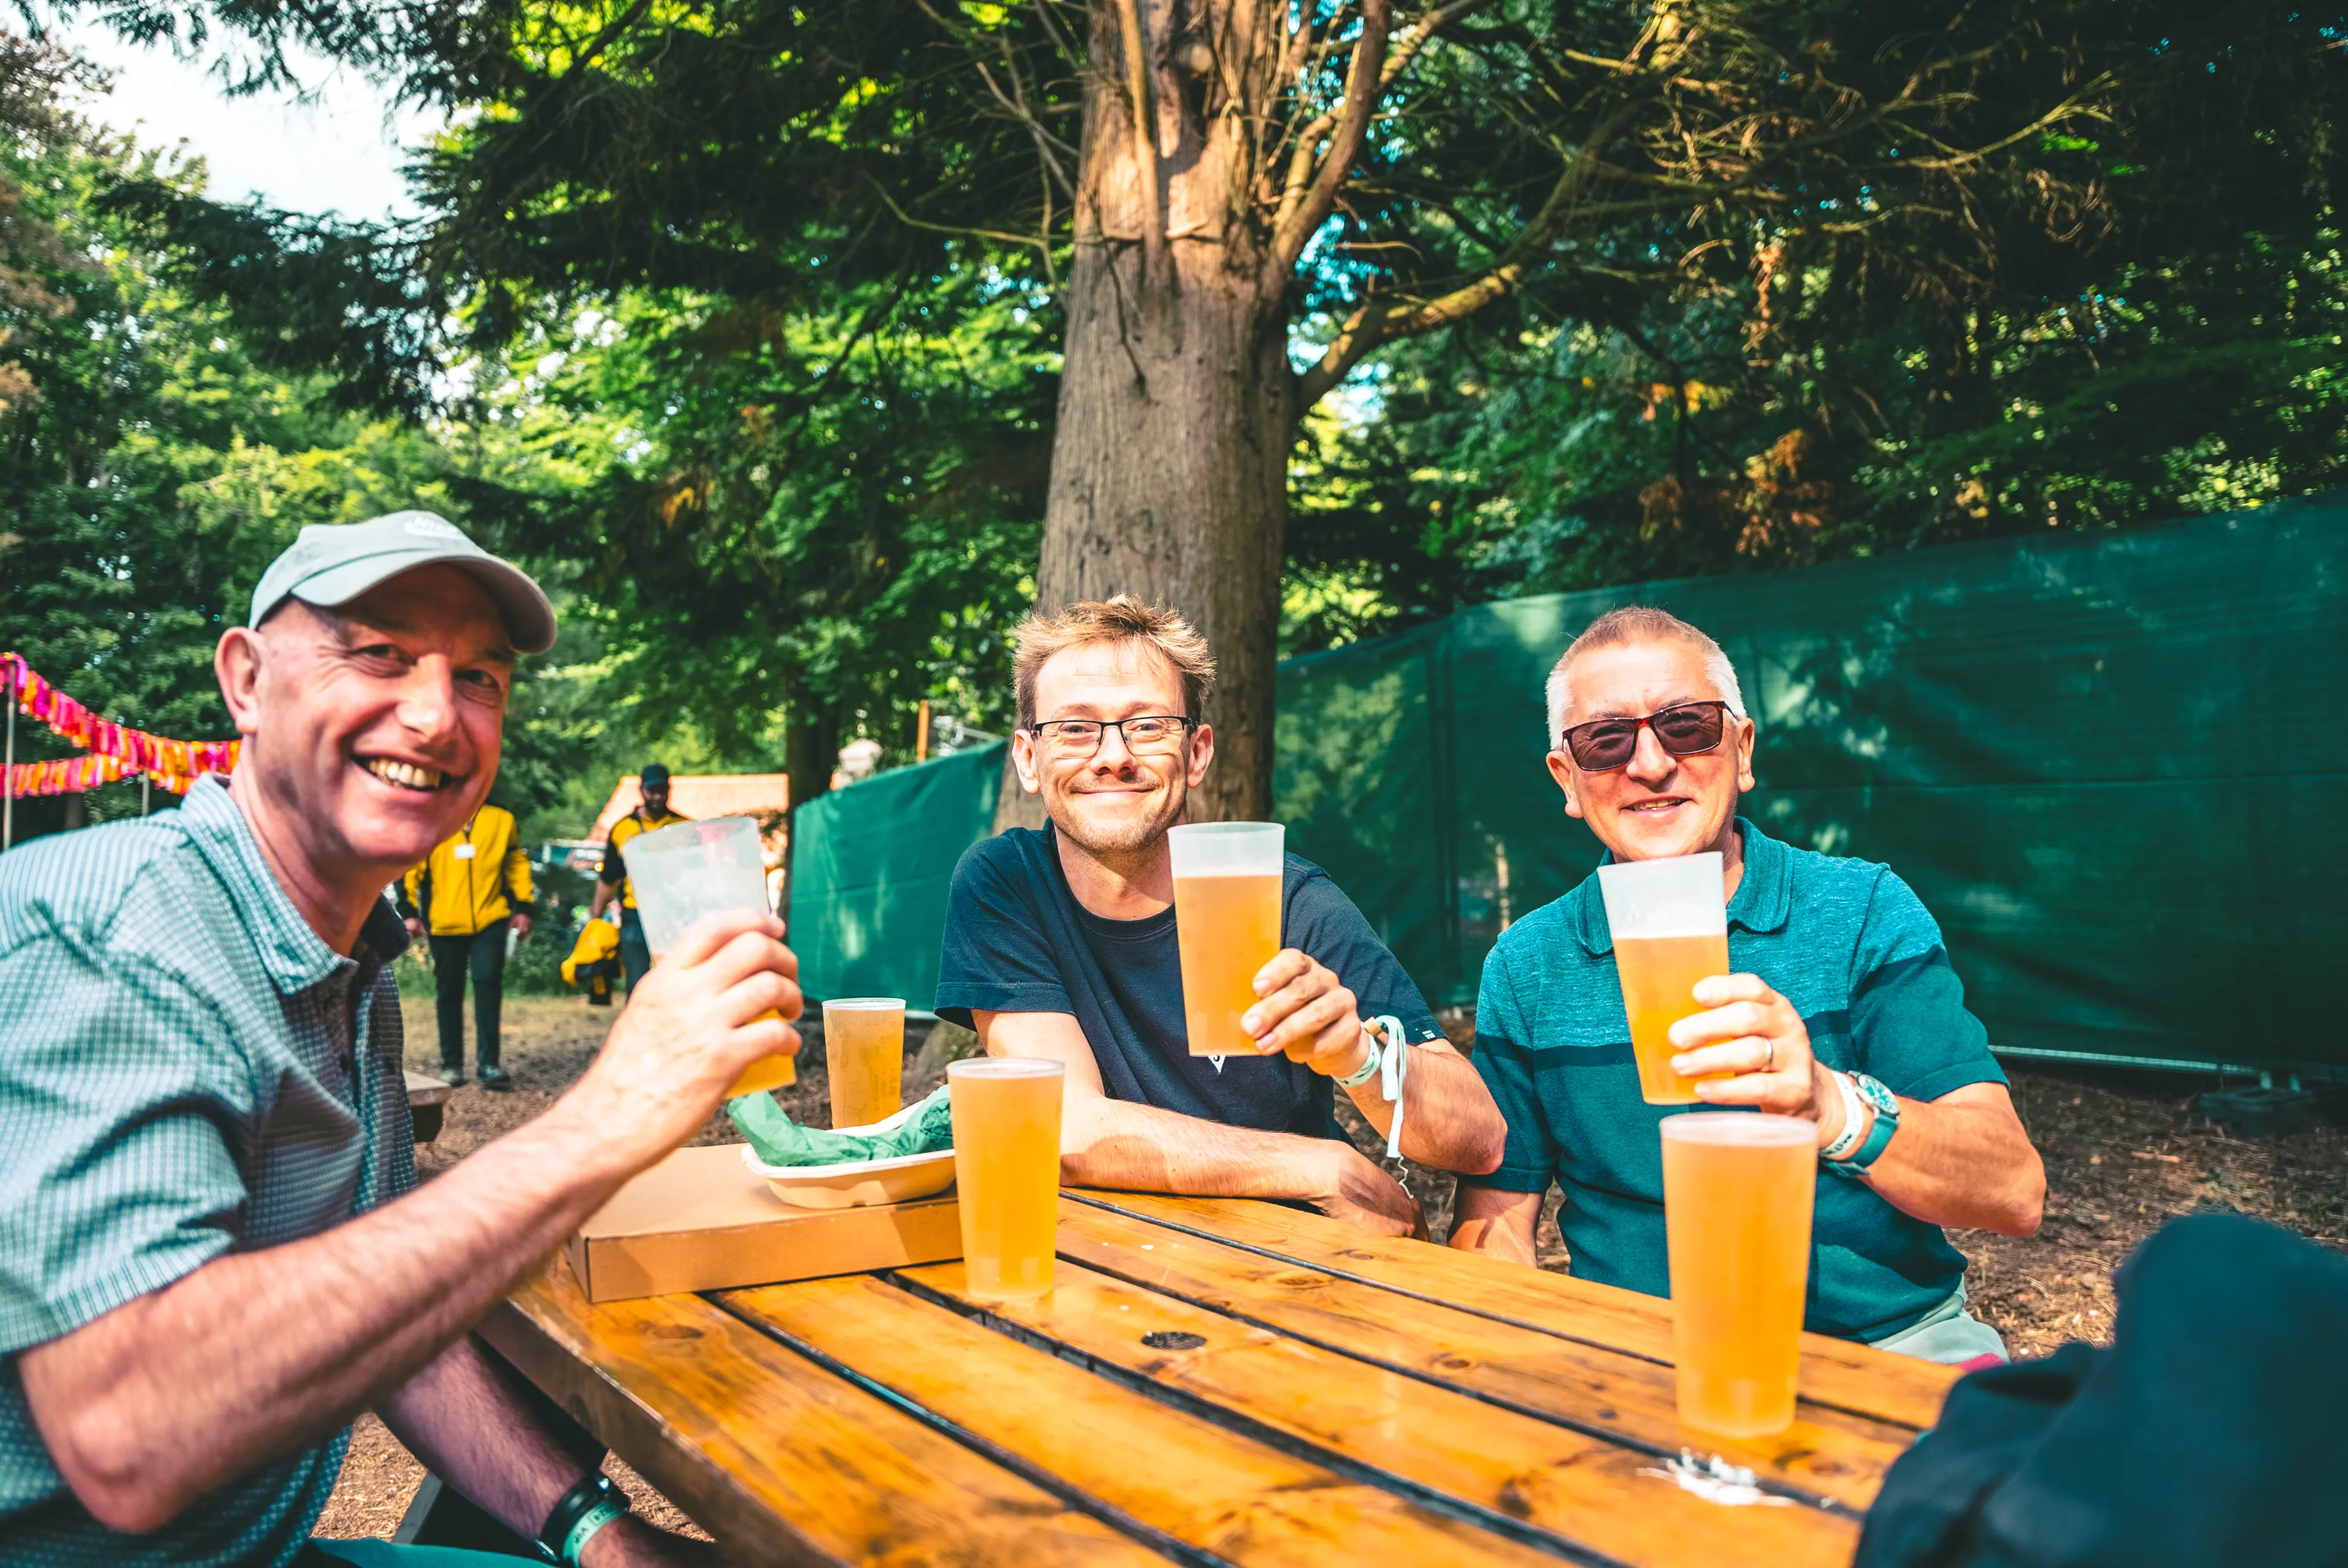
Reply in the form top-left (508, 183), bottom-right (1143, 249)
top-left (1293, 93), bottom-right (1644, 410)
top-left (1268, 0), bottom-right (1393, 278)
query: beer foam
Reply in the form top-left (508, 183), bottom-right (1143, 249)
top-left (1659, 1111), bottom-right (1814, 1147)
top-left (948, 1058), bottom-right (1065, 1080)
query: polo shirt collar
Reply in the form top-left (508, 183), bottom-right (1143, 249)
top-left (180, 776), bottom-right (404, 993)
top-left (1568, 817), bottom-right (1787, 955)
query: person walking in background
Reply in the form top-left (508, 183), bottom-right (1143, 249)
top-left (398, 804), bottom-right (534, 1090)
top-left (589, 763), bottom-right (687, 994)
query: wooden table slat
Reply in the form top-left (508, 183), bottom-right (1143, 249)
top-left (896, 1254), bottom-right (1863, 1568)
top-left (1055, 1197), bottom-right (1910, 1512)
top-left (483, 1265), bottom-right (1173, 1568)
top-left (718, 1273), bottom-right (1565, 1568)
top-left (1074, 1191), bottom-right (1959, 1431)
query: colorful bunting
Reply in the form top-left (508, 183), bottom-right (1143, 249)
top-left (2, 652), bottom-right (240, 798)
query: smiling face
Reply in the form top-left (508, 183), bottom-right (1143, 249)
top-left (1011, 638), bottom-right (1213, 857)
top-left (221, 563), bottom-right (515, 886)
top-left (1547, 636), bottom-right (1756, 863)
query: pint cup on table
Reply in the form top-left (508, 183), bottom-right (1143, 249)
top-left (947, 1058), bottom-right (1065, 1302)
top-left (1597, 851), bottom-right (1731, 1105)
top-left (620, 815), bottom-right (797, 1096)
top-left (1168, 822), bottom-right (1284, 1057)
top-left (822, 997), bottom-right (905, 1128)
top-left (1661, 1112), bottom-right (1816, 1438)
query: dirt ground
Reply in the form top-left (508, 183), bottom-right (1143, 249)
top-left (322, 994), bottom-right (2348, 1542)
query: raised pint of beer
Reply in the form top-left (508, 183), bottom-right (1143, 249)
top-left (1661, 1111), bottom-right (1816, 1436)
top-left (622, 815), bottom-right (797, 1095)
top-left (1597, 850), bottom-right (1730, 1105)
top-left (1167, 822), bottom-right (1285, 1057)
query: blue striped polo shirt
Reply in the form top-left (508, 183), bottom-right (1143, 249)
top-left (1464, 819), bottom-right (2005, 1342)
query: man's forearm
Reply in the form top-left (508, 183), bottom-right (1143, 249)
top-left (381, 1337), bottom-right (603, 1544)
top-left (1339, 1046), bottom-right (1505, 1174)
top-left (1861, 1097), bottom-right (2045, 1236)
top-left (589, 880), bottom-right (616, 918)
top-left (25, 1109), bottom-right (637, 1532)
top-left (1061, 1097), bottom-right (1337, 1199)
top-left (1449, 1183), bottom-right (1542, 1265)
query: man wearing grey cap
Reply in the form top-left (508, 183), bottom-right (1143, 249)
top-left (0, 512), bottom-right (799, 1565)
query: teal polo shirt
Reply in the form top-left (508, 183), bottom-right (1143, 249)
top-left (0, 777), bottom-right (417, 1565)
top-left (1464, 819), bottom-right (2005, 1342)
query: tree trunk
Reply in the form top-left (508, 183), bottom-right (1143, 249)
top-left (1005, 0), bottom-right (1295, 829)
top-left (783, 688), bottom-right (837, 825)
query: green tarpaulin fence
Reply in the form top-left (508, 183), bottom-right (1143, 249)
top-left (788, 739), bottom-right (1003, 1008)
top-left (790, 494), bottom-right (2348, 1077)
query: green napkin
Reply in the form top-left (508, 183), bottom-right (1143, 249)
top-left (729, 1084), bottom-right (953, 1168)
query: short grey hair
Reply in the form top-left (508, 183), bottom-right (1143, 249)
top-left (1545, 606), bottom-right (1748, 749)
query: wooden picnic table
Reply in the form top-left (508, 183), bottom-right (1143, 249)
top-left (482, 1190), bottom-right (1959, 1567)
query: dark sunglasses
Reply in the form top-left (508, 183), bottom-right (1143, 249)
top-left (1557, 701), bottom-right (1733, 771)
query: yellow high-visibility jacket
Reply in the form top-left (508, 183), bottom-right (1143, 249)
top-left (599, 807), bottom-right (689, 910)
top-left (401, 806), bottom-right (535, 935)
top-left (562, 917), bottom-right (621, 986)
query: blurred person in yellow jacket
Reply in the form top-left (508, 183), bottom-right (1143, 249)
top-left (398, 803), bottom-right (536, 1089)
top-left (588, 762), bottom-right (687, 995)
top-left (561, 915), bottom-right (624, 1007)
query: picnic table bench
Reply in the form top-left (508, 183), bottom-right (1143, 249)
top-left (484, 1191), bottom-right (1957, 1567)
top-left (405, 1070), bottom-right (454, 1143)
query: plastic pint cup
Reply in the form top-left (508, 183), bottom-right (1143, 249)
top-left (621, 815), bottom-right (797, 1095)
top-left (948, 1058), bottom-right (1065, 1301)
top-left (1597, 851), bottom-right (1730, 1105)
top-left (1167, 822), bottom-right (1284, 1057)
top-left (1661, 1112), bottom-right (1816, 1437)
top-left (822, 998), bottom-right (905, 1128)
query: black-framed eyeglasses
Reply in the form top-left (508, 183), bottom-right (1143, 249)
top-left (1557, 701), bottom-right (1733, 771)
top-left (1027, 715), bottom-right (1195, 756)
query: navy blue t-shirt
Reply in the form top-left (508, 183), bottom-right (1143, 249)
top-left (934, 826), bottom-right (1444, 1138)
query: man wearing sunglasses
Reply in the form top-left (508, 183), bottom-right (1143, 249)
top-left (934, 597), bottom-right (1508, 1237)
top-left (1450, 606), bottom-right (2043, 1363)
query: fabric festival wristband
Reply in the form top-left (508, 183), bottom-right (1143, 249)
top-left (1820, 1071), bottom-right (1869, 1162)
top-left (562, 1499), bottom-right (626, 1565)
top-left (1345, 1016), bottom-right (1410, 1161)
top-left (1335, 1028), bottom-right (1383, 1089)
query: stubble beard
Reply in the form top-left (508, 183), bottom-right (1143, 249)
top-left (1050, 774), bottom-right (1186, 859)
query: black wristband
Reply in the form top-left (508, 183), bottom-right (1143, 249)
top-left (536, 1473), bottom-right (626, 1565)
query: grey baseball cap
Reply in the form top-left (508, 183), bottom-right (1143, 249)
top-left (247, 510), bottom-right (556, 653)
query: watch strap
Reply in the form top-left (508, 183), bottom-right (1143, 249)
top-left (1827, 1075), bottom-right (1901, 1179)
top-left (537, 1473), bottom-right (628, 1566)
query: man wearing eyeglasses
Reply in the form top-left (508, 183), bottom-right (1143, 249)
top-left (1449, 606), bottom-right (2044, 1363)
top-left (934, 597), bottom-right (1508, 1237)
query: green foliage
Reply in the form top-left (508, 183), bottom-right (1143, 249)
top-left (0, 101), bottom-right (457, 825)
top-left (449, 272), bottom-right (1052, 808)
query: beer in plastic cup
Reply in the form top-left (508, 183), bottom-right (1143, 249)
top-left (621, 815), bottom-right (797, 1095)
top-left (947, 1058), bottom-right (1065, 1301)
top-left (1661, 1111), bottom-right (1816, 1437)
top-left (1597, 851), bottom-right (1730, 1105)
top-left (822, 998), bottom-right (905, 1128)
top-left (1167, 822), bottom-right (1284, 1057)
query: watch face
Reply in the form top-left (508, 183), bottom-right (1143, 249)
top-left (1854, 1073), bottom-right (1899, 1116)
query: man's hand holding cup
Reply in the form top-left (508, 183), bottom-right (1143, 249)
top-left (1666, 974), bottom-right (1852, 1149)
top-left (564, 908), bottom-right (802, 1163)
